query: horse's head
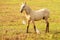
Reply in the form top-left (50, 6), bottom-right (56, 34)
top-left (20, 2), bottom-right (26, 13)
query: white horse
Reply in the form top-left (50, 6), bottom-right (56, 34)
top-left (20, 2), bottom-right (49, 33)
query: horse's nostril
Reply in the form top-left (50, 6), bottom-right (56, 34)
top-left (20, 9), bottom-right (23, 13)
top-left (21, 11), bottom-right (22, 13)
top-left (20, 10), bottom-right (22, 13)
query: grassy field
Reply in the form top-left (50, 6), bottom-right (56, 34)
top-left (0, 0), bottom-right (60, 40)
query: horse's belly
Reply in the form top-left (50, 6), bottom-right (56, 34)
top-left (34, 18), bottom-right (41, 21)
top-left (30, 12), bottom-right (44, 21)
top-left (34, 17), bottom-right (43, 21)
top-left (31, 15), bottom-right (43, 21)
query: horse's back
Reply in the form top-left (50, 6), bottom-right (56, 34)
top-left (30, 8), bottom-right (49, 20)
top-left (37, 8), bottom-right (49, 17)
top-left (35, 8), bottom-right (49, 12)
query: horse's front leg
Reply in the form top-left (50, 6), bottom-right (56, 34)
top-left (32, 21), bottom-right (36, 33)
top-left (26, 20), bottom-right (31, 33)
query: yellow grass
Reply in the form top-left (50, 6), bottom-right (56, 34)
top-left (0, 0), bottom-right (60, 40)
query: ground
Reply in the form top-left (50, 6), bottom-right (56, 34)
top-left (0, 0), bottom-right (60, 40)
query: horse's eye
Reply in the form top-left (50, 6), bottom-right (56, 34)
top-left (23, 6), bottom-right (25, 8)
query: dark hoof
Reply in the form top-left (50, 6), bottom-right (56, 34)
top-left (26, 31), bottom-right (29, 33)
top-left (45, 31), bottom-right (49, 33)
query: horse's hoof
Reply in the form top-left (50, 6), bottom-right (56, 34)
top-left (26, 31), bottom-right (29, 33)
top-left (45, 31), bottom-right (49, 33)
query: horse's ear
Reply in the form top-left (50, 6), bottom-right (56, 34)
top-left (24, 2), bottom-right (26, 4)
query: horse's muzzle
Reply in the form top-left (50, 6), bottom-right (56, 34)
top-left (20, 11), bottom-right (22, 13)
top-left (20, 10), bottom-right (23, 13)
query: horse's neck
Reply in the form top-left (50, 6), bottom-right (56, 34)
top-left (25, 6), bottom-right (32, 15)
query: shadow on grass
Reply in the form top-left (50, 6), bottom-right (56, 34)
top-left (54, 31), bottom-right (60, 34)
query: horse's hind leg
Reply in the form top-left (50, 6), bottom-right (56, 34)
top-left (45, 19), bottom-right (49, 33)
top-left (43, 17), bottom-right (49, 33)
top-left (26, 20), bottom-right (31, 33)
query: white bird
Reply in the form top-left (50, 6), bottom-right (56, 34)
top-left (36, 28), bottom-right (40, 34)
top-left (22, 20), bottom-right (26, 25)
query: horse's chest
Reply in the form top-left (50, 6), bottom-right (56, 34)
top-left (25, 15), bottom-right (30, 20)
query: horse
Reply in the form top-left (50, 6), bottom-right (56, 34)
top-left (20, 2), bottom-right (49, 33)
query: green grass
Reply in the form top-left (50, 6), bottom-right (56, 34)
top-left (0, 0), bottom-right (60, 40)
